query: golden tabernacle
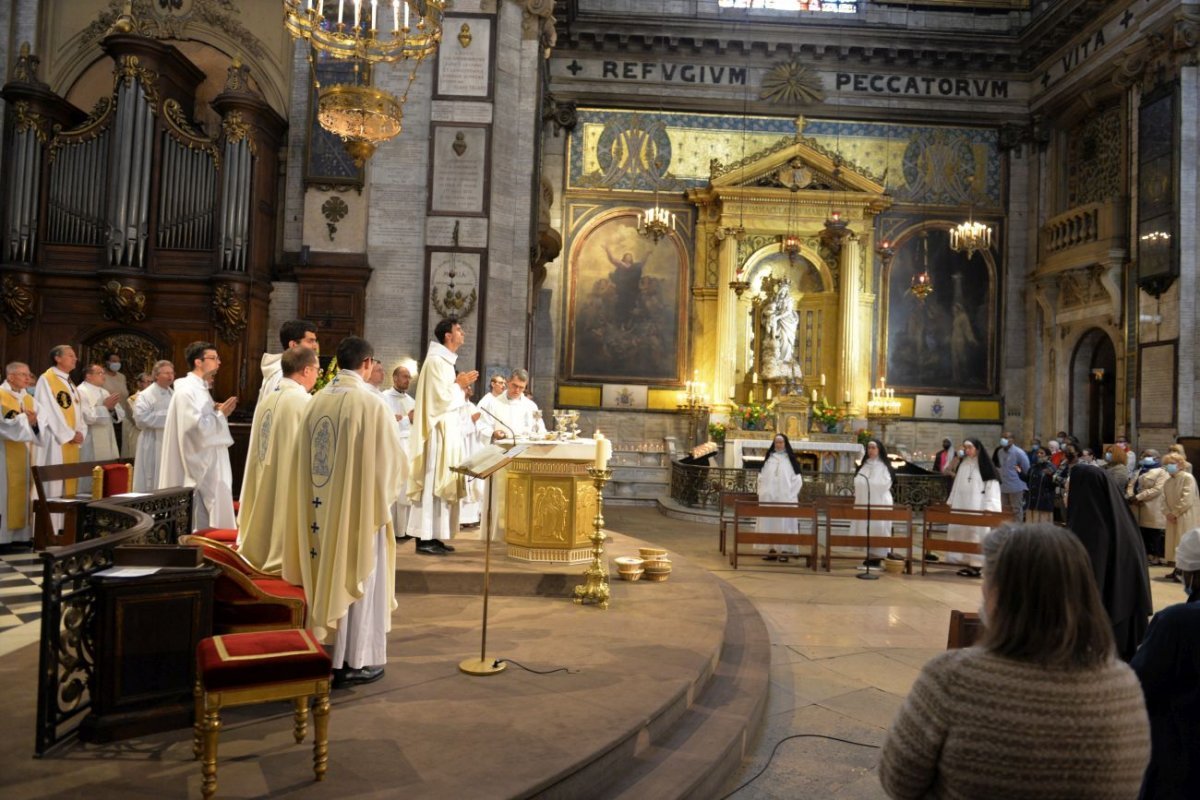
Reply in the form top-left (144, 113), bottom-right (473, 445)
top-left (502, 441), bottom-right (602, 564)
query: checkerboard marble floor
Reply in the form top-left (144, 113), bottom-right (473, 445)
top-left (0, 550), bottom-right (41, 653)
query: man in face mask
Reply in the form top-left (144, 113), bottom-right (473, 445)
top-left (1129, 528), bottom-right (1200, 799)
top-left (101, 350), bottom-right (133, 457)
top-left (1127, 449), bottom-right (1169, 565)
top-left (995, 431), bottom-right (1030, 521)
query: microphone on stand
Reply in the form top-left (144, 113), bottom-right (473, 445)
top-left (479, 405), bottom-right (518, 446)
top-left (855, 470), bottom-right (879, 581)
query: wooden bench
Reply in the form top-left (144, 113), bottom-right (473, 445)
top-left (822, 503), bottom-right (915, 573)
top-left (717, 490), bottom-right (757, 554)
top-left (920, 505), bottom-right (1015, 575)
top-left (729, 501), bottom-right (819, 570)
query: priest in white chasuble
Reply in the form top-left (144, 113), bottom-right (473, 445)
top-left (158, 341), bottom-right (238, 531)
top-left (287, 336), bottom-right (401, 686)
top-left (0, 362), bottom-right (40, 546)
top-left (131, 361), bottom-right (174, 492)
top-left (33, 345), bottom-right (86, 502)
top-left (237, 347), bottom-right (318, 574)
top-left (407, 318), bottom-right (478, 555)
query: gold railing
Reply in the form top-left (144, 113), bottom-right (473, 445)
top-left (1037, 198), bottom-right (1126, 274)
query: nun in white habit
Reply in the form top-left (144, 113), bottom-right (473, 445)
top-left (853, 438), bottom-right (896, 564)
top-left (755, 433), bottom-right (805, 561)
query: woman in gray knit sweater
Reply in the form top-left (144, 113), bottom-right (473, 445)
top-left (880, 523), bottom-right (1150, 799)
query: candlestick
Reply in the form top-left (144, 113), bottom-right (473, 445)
top-left (843, 391), bottom-right (851, 404)
top-left (574, 467), bottom-right (613, 609)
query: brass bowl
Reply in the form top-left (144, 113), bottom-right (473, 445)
top-left (883, 557), bottom-right (905, 574)
top-left (638, 547), bottom-right (668, 560)
top-left (617, 569), bottom-right (644, 581)
top-left (643, 572), bottom-right (670, 582)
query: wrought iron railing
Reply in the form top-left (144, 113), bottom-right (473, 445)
top-left (669, 461), bottom-right (952, 511)
top-left (35, 489), bottom-right (192, 756)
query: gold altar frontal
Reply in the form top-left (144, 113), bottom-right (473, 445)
top-left (503, 441), bottom-right (599, 564)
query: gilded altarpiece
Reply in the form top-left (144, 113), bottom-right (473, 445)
top-left (563, 109), bottom-right (1005, 409)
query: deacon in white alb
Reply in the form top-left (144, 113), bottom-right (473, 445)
top-left (258, 319), bottom-right (319, 401)
top-left (381, 362), bottom-right (416, 538)
top-left (158, 341), bottom-right (237, 531)
top-left (407, 318), bottom-right (477, 556)
top-left (0, 362), bottom-right (40, 545)
top-left (77, 363), bottom-right (125, 462)
top-left (131, 361), bottom-right (174, 491)
top-left (486, 369), bottom-right (546, 441)
top-left (458, 381), bottom-right (485, 528)
top-left (33, 345), bottom-right (87, 505)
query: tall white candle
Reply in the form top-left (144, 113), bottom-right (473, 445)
top-left (338, 0), bottom-right (345, 24)
top-left (371, 0), bottom-right (377, 29)
top-left (393, 0), bottom-right (399, 32)
top-left (594, 432), bottom-right (610, 470)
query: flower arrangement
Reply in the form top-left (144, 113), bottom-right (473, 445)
top-left (810, 399), bottom-right (844, 427)
top-left (312, 356), bottom-right (339, 393)
top-left (708, 421), bottom-right (727, 446)
top-left (855, 427), bottom-right (873, 446)
top-left (735, 402), bottom-right (771, 430)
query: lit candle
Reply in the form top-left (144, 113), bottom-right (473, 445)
top-left (594, 432), bottom-right (610, 470)
top-left (318, 0), bottom-right (324, 15)
top-left (354, 0), bottom-right (360, 29)
top-left (820, 373), bottom-right (826, 386)
top-left (844, 391), bottom-right (851, 404)
top-left (393, 0), bottom-right (399, 31)
top-left (751, 372), bottom-right (757, 384)
top-left (404, 0), bottom-right (409, 28)
top-left (338, 0), bottom-right (345, 24)
top-left (766, 386), bottom-right (772, 400)
top-left (811, 389), bottom-right (818, 402)
top-left (371, 0), bottom-right (377, 29)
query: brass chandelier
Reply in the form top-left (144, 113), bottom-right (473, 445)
top-left (285, 0), bottom-right (446, 164)
top-left (284, 0), bottom-right (446, 63)
top-left (949, 176), bottom-right (992, 259)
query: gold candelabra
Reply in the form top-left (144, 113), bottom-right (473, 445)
top-left (637, 204), bottom-right (674, 242)
top-left (284, 0), bottom-right (446, 64)
top-left (574, 467), bottom-right (613, 609)
top-left (866, 378), bottom-right (902, 442)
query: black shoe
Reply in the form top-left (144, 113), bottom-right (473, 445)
top-left (460, 522), bottom-right (480, 530)
top-left (431, 539), bottom-right (456, 553)
top-left (956, 567), bottom-right (982, 578)
top-left (885, 552), bottom-right (904, 561)
top-left (416, 542), bottom-right (447, 556)
top-left (924, 553), bottom-right (940, 562)
top-left (333, 666), bottom-right (385, 688)
top-left (396, 533), bottom-right (414, 543)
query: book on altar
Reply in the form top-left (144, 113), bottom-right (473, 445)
top-left (455, 442), bottom-right (531, 479)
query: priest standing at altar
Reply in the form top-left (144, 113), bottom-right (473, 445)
top-left (288, 336), bottom-right (401, 687)
top-left (408, 318), bottom-right (477, 556)
top-left (158, 342), bottom-right (237, 531)
top-left (486, 369), bottom-right (546, 440)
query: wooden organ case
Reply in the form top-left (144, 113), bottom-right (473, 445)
top-left (0, 34), bottom-right (285, 404)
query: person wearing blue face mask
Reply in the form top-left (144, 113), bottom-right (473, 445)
top-left (1130, 528), bottom-right (1200, 799)
top-left (1128, 449), bottom-right (1169, 565)
top-left (993, 431), bottom-right (1029, 522)
top-left (1103, 443), bottom-right (1130, 489)
top-left (1161, 452), bottom-right (1197, 576)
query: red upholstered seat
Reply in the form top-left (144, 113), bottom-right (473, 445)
top-left (98, 463), bottom-right (131, 496)
top-left (196, 527), bottom-right (239, 546)
top-left (198, 629), bottom-right (331, 691)
top-left (181, 534), bottom-right (307, 633)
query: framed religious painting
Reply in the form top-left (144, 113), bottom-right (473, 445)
top-left (881, 221), bottom-right (999, 395)
top-left (563, 206), bottom-right (690, 384)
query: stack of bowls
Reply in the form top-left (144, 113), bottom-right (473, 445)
top-left (638, 547), bottom-right (668, 560)
top-left (642, 555), bottom-right (673, 582)
top-left (614, 556), bottom-right (645, 581)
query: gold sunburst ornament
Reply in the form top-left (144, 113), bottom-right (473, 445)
top-left (759, 59), bottom-right (825, 106)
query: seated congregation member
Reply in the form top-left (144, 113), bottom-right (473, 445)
top-left (945, 438), bottom-right (1000, 578)
top-left (755, 433), bottom-right (803, 562)
top-left (1160, 451), bottom-right (1197, 578)
top-left (1024, 446), bottom-right (1056, 524)
top-left (1130, 529), bottom-right (1200, 800)
top-left (1066, 464), bottom-right (1154, 661)
top-left (854, 438), bottom-right (895, 565)
top-left (237, 347), bottom-right (319, 574)
top-left (880, 523), bottom-right (1150, 800)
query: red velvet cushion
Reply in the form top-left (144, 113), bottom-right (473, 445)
top-left (197, 527), bottom-right (239, 544)
top-left (199, 543), bottom-right (254, 576)
top-left (198, 629), bottom-right (331, 690)
top-left (253, 578), bottom-right (307, 603)
top-left (213, 600), bottom-right (296, 629)
top-left (100, 464), bottom-right (130, 496)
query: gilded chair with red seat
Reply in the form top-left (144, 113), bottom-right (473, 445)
top-left (180, 534), bottom-right (307, 633)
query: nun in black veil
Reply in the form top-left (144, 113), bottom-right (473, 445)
top-left (1065, 463), bottom-right (1154, 661)
top-left (753, 433), bottom-right (804, 562)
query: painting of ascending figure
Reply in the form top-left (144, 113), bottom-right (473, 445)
top-left (566, 210), bottom-right (687, 383)
top-left (885, 225), bottom-right (996, 394)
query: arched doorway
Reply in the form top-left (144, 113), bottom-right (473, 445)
top-left (1069, 328), bottom-right (1117, 452)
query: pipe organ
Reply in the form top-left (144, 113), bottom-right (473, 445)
top-left (0, 33), bottom-right (284, 404)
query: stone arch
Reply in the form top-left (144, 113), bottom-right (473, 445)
top-left (1068, 326), bottom-right (1118, 452)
